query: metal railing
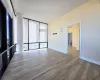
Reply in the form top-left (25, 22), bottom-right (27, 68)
top-left (0, 44), bottom-right (16, 79)
top-left (0, 44), bottom-right (16, 56)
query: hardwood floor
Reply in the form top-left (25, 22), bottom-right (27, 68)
top-left (1, 48), bottom-right (100, 80)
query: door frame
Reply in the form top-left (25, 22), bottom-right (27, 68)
top-left (67, 21), bottom-right (81, 56)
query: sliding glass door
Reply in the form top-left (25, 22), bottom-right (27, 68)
top-left (23, 18), bottom-right (48, 51)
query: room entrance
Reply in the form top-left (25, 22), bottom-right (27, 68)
top-left (68, 23), bottom-right (80, 57)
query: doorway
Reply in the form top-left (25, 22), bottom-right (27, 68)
top-left (68, 23), bottom-right (80, 57)
top-left (68, 33), bottom-right (72, 46)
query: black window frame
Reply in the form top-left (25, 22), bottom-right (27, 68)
top-left (23, 17), bottom-right (48, 51)
top-left (0, 1), bottom-right (16, 79)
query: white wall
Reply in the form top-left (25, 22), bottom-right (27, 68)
top-left (48, 2), bottom-right (100, 64)
top-left (48, 25), bottom-right (68, 54)
top-left (13, 16), bottom-right (17, 44)
top-left (16, 13), bottom-right (23, 53)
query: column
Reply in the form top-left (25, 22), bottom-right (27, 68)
top-left (16, 13), bottom-right (23, 53)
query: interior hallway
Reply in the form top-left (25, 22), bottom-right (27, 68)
top-left (2, 48), bottom-right (100, 80)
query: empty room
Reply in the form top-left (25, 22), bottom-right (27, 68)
top-left (0, 0), bottom-right (100, 80)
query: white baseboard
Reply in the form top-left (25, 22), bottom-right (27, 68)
top-left (48, 48), bottom-right (67, 54)
top-left (80, 56), bottom-right (100, 65)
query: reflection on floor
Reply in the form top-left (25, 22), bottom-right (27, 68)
top-left (2, 48), bottom-right (100, 80)
top-left (68, 46), bottom-right (79, 57)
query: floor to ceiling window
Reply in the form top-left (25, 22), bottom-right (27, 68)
top-left (29, 20), bottom-right (39, 50)
top-left (40, 23), bottom-right (48, 48)
top-left (6, 11), bottom-right (10, 61)
top-left (0, 1), bottom-right (16, 79)
top-left (23, 19), bottom-right (28, 50)
top-left (23, 18), bottom-right (48, 51)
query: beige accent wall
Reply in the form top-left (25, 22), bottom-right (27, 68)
top-left (68, 24), bottom-right (80, 50)
top-left (48, 1), bottom-right (100, 64)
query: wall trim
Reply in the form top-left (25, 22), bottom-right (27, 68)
top-left (80, 56), bottom-right (100, 65)
top-left (48, 48), bottom-right (67, 54)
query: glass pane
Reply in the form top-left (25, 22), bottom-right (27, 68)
top-left (6, 12), bottom-right (10, 61)
top-left (40, 23), bottom-right (47, 30)
top-left (29, 20), bottom-right (37, 42)
top-left (40, 43), bottom-right (47, 48)
top-left (29, 43), bottom-right (39, 49)
top-left (23, 44), bottom-right (28, 50)
top-left (23, 19), bottom-right (28, 43)
top-left (6, 12), bottom-right (9, 46)
top-left (23, 18), bottom-right (48, 51)
top-left (40, 31), bottom-right (47, 42)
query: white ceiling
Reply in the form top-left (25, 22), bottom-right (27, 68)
top-left (12, 0), bottom-right (88, 23)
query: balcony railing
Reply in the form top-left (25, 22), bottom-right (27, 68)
top-left (0, 44), bottom-right (16, 79)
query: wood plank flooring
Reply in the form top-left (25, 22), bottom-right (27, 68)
top-left (1, 48), bottom-right (100, 80)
